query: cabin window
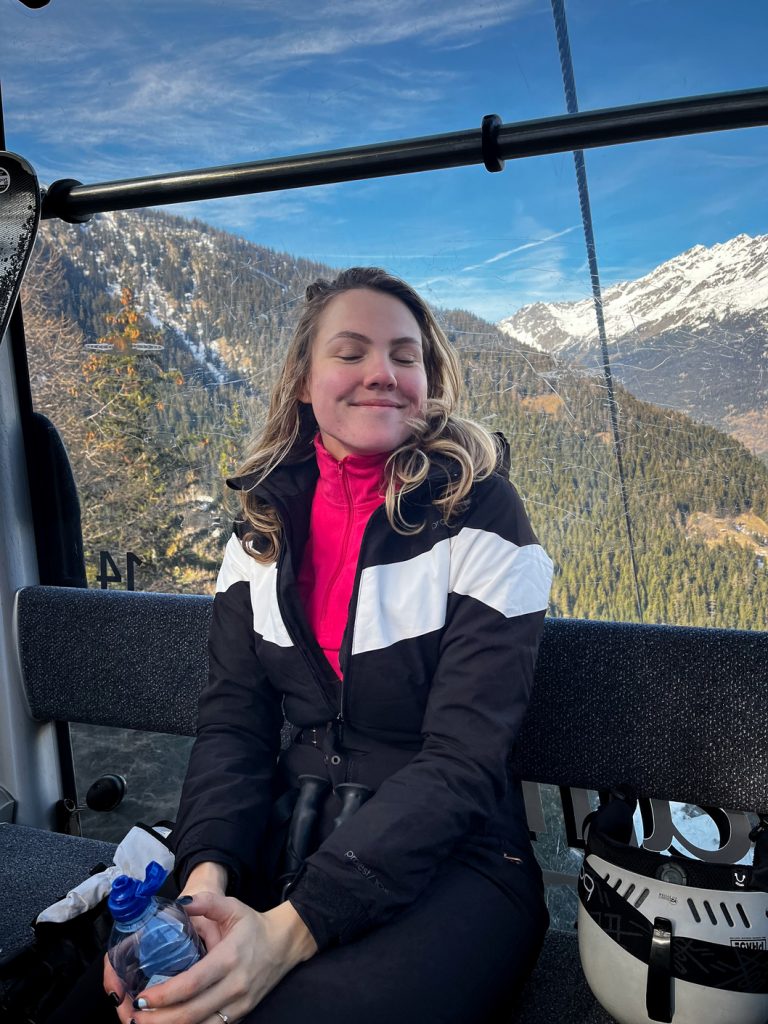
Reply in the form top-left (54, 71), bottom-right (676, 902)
top-left (6, 0), bottom-right (766, 925)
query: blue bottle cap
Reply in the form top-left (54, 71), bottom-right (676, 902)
top-left (108, 861), bottom-right (169, 923)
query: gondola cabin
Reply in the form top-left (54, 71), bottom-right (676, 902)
top-left (1, 2), bottom-right (767, 1021)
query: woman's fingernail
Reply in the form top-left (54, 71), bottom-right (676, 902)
top-left (108, 991), bottom-right (121, 1006)
top-left (133, 996), bottom-right (149, 1009)
top-left (175, 895), bottom-right (193, 905)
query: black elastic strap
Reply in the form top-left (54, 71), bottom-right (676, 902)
top-left (578, 861), bottom-right (768, 994)
top-left (749, 817), bottom-right (768, 892)
top-left (646, 917), bottom-right (673, 1023)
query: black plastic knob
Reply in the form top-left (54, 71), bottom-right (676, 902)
top-left (85, 773), bottom-right (127, 812)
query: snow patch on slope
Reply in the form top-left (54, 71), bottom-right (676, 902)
top-left (498, 233), bottom-right (768, 351)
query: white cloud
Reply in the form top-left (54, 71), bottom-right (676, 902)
top-left (460, 226), bottom-right (578, 272)
top-left (206, 0), bottom-right (535, 63)
top-left (1, 0), bottom-right (505, 180)
top-left (684, 148), bottom-right (768, 170)
top-left (172, 185), bottom-right (346, 233)
top-left (413, 215), bottom-right (588, 316)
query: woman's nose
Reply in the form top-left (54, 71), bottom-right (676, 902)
top-left (363, 357), bottom-right (397, 388)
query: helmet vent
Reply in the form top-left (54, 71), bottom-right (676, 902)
top-left (634, 887), bottom-right (650, 909)
top-left (736, 903), bottom-right (750, 928)
top-left (623, 882), bottom-right (636, 900)
top-left (612, 877), bottom-right (623, 890)
top-left (703, 900), bottom-right (718, 925)
top-left (687, 898), bottom-right (701, 923)
top-left (720, 903), bottom-right (734, 927)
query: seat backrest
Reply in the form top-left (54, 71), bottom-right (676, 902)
top-left (512, 616), bottom-right (768, 813)
top-left (18, 586), bottom-right (209, 736)
top-left (17, 586), bottom-right (768, 812)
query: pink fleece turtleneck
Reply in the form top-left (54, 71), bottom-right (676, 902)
top-left (298, 435), bottom-right (388, 679)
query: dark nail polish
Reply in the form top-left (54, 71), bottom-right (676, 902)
top-left (108, 991), bottom-right (121, 1006)
top-left (129, 1019), bottom-right (137, 1024)
top-left (175, 895), bottom-right (193, 905)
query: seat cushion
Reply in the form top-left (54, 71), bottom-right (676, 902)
top-left (0, 823), bottom-right (116, 967)
top-left (512, 928), bottom-right (615, 1023)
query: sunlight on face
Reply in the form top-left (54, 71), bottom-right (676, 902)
top-left (301, 288), bottom-right (428, 460)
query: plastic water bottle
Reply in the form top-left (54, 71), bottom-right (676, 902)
top-left (107, 861), bottom-right (205, 999)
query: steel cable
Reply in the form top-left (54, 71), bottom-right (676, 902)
top-left (550, 0), bottom-right (644, 622)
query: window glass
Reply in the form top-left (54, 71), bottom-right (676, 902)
top-left (5, 0), bottom-right (766, 924)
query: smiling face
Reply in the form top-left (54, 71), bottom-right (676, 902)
top-left (299, 288), bottom-right (429, 460)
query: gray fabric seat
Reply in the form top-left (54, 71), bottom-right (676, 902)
top-left (0, 824), bottom-right (116, 968)
top-left (513, 930), bottom-right (615, 1024)
top-left (5, 585), bottom-right (768, 1022)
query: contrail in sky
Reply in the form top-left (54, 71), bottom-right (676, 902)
top-left (461, 225), bottom-right (577, 272)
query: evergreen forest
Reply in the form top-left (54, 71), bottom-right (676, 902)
top-left (22, 209), bottom-right (768, 632)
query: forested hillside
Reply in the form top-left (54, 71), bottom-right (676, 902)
top-left (22, 210), bottom-right (768, 630)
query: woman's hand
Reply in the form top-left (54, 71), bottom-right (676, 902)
top-left (103, 951), bottom-right (130, 1019)
top-left (112, 893), bottom-right (317, 1024)
top-left (177, 861), bottom-right (229, 952)
top-left (181, 861), bottom-right (228, 897)
top-left (102, 862), bottom-right (230, 1018)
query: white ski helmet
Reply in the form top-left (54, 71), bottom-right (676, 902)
top-left (577, 794), bottom-right (768, 1024)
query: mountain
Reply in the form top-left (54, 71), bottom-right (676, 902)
top-left (24, 209), bottom-right (768, 631)
top-left (497, 234), bottom-right (768, 459)
top-left (40, 210), bottom-right (540, 385)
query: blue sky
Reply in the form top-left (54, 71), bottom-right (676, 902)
top-left (1, 0), bottom-right (767, 321)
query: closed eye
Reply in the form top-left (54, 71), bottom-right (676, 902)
top-left (393, 347), bottom-right (422, 364)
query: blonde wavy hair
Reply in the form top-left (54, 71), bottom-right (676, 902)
top-left (236, 267), bottom-right (500, 562)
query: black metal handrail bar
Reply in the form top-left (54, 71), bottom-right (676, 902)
top-left (41, 86), bottom-right (768, 223)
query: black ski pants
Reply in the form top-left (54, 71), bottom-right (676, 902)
top-left (46, 858), bottom-right (547, 1024)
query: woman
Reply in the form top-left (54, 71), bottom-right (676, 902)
top-left (105, 267), bottom-right (553, 1024)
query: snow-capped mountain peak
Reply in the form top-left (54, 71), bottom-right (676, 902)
top-left (498, 232), bottom-right (768, 353)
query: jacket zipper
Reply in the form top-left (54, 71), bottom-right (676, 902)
top-left (325, 460), bottom-right (355, 747)
top-left (273, 512), bottom-right (339, 721)
top-left (318, 460), bottom-right (354, 624)
top-left (338, 502), bottom-right (386, 736)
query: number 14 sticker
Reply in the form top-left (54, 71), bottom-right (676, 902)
top-left (97, 551), bottom-right (142, 591)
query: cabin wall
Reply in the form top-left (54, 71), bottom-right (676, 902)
top-left (0, 328), bottom-right (63, 828)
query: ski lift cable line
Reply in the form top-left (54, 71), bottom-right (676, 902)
top-left (551, 0), bottom-right (644, 623)
top-left (40, 87), bottom-right (768, 223)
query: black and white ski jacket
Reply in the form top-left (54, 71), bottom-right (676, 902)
top-left (172, 443), bottom-right (553, 949)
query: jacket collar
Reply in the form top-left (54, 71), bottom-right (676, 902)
top-left (225, 402), bottom-right (319, 502)
top-left (225, 405), bottom-right (509, 508)
top-left (313, 434), bottom-right (388, 509)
